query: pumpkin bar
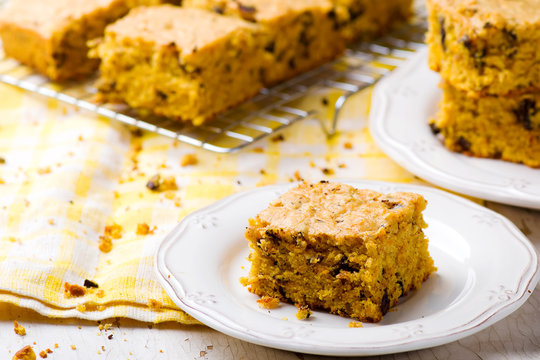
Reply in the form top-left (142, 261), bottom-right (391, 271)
top-left (182, 0), bottom-right (346, 86)
top-left (430, 82), bottom-right (540, 168)
top-left (243, 181), bottom-right (436, 323)
top-left (426, 0), bottom-right (540, 96)
top-left (332, 0), bottom-right (414, 42)
top-left (0, 0), bottom-right (176, 81)
top-left (91, 5), bottom-right (267, 126)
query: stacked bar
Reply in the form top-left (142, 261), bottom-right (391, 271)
top-left (0, 0), bottom-right (178, 81)
top-left (426, 0), bottom-right (540, 168)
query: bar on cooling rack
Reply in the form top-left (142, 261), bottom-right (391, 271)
top-left (90, 5), bottom-right (267, 126)
top-left (0, 0), bottom-right (177, 81)
top-left (182, 0), bottom-right (346, 86)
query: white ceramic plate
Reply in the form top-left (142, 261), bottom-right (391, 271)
top-left (155, 181), bottom-right (539, 356)
top-left (370, 47), bottom-right (540, 210)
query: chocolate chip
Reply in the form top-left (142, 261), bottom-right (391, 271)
top-left (429, 121), bottom-right (441, 135)
top-left (264, 41), bottom-right (275, 54)
top-left (83, 279), bottom-right (99, 288)
top-left (331, 255), bottom-right (359, 276)
top-left (514, 99), bottom-right (537, 131)
top-left (238, 3), bottom-right (257, 22)
top-left (380, 289), bottom-right (390, 315)
top-left (146, 174), bottom-right (161, 191)
top-left (439, 17), bottom-right (446, 51)
top-left (156, 90), bottom-right (168, 101)
top-left (212, 5), bottom-right (225, 14)
top-left (459, 35), bottom-right (473, 50)
top-left (457, 136), bottom-right (471, 152)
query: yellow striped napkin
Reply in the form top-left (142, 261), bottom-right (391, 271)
top-left (0, 83), bottom-right (416, 323)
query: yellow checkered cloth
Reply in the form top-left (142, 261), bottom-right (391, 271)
top-left (0, 83), bottom-right (415, 324)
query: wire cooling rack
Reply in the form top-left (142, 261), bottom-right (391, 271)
top-left (0, 14), bottom-right (426, 153)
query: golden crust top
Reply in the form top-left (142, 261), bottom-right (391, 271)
top-left (103, 5), bottom-right (259, 56)
top-left (184, 0), bottom-right (332, 23)
top-left (247, 182), bottom-right (427, 245)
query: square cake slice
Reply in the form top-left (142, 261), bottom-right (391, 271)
top-left (243, 181), bottom-right (436, 322)
top-left (182, 0), bottom-right (346, 86)
top-left (91, 5), bottom-right (267, 125)
top-left (0, 0), bottom-right (176, 81)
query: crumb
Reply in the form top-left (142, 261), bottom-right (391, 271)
top-left (37, 167), bottom-right (51, 175)
top-left (98, 236), bottom-right (112, 253)
top-left (108, 334), bottom-right (113, 340)
top-left (338, 163), bottom-right (346, 168)
top-left (78, 135), bottom-right (83, 141)
top-left (259, 169), bottom-right (266, 175)
top-left (207, 345), bottom-right (213, 350)
top-left (271, 134), bottom-right (285, 142)
top-left (13, 321), bottom-right (26, 336)
top-left (321, 168), bottom-right (334, 175)
top-left (321, 97), bottom-right (329, 106)
top-left (256, 296), bottom-right (280, 309)
top-left (45, 349), bottom-right (52, 354)
top-left (96, 290), bottom-right (105, 298)
top-left (13, 345), bottom-right (35, 360)
top-left (104, 223), bottom-right (122, 239)
top-left (239, 277), bottom-right (248, 286)
top-left (38, 350), bottom-right (47, 358)
top-left (309, 161), bottom-right (316, 168)
top-left (70, 345), bottom-right (76, 350)
top-left (98, 323), bottom-right (112, 331)
top-left (146, 174), bottom-right (178, 191)
top-left (296, 305), bottom-right (312, 320)
top-left (180, 154), bottom-right (198, 167)
top-left (253, 147), bottom-right (264, 153)
top-left (0, 157), bottom-right (5, 164)
top-left (159, 350), bottom-right (163, 353)
top-left (101, 346), bottom-right (105, 351)
top-left (54, 345), bottom-right (58, 349)
top-left (344, 142), bottom-right (353, 149)
top-left (293, 170), bottom-right (303, 181)
top-left (64, 282), bottom-right (86, 297)
top-left (348, 321), bottom-right (363, 328)
top-left (200, 351), bottom-right (207, 357)
top-left (47, 219), bottom-right (55, 225)
top-left (148, 299), bottom-right (162, 311)
top-left (136, 223), bottom-right (150, 235)
top-left (282, 317), bottom-right (288, 321)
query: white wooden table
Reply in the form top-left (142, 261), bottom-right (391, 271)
top-left (1, 201), bottom-right (539, 360)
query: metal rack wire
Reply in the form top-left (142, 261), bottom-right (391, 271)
top-left (0, 15), bottom-right (426, 153)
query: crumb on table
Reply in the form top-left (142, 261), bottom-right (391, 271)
top-left (180, 154), bottom-right (198, 167)
top-left (13, 345), bottom-right (35, 360)
top-left (13, 320), bottom-right (26, 336)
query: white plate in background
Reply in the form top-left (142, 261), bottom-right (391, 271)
top-left (370, 47), bottom-right (540, 210)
